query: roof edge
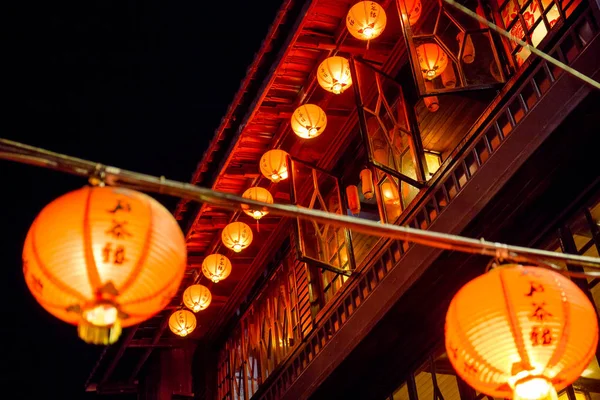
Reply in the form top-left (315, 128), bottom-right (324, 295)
top-left (173, 0), bottom-right (297, 221)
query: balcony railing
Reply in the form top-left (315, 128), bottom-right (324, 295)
top-left (255, 7), bottom-right (598, 400)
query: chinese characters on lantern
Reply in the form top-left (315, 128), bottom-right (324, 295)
top-left (525, 277), bottom-right (553, 346)
top-left (103, 199), bottom-right (133, 266)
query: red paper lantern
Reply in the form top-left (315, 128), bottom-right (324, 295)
top-left (23, 186), bottom-right (187, 344)
top-left (446, 265), bottom-right (598, 400)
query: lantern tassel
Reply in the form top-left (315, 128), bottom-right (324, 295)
top-left (78, 320), bottom-right (122, 345)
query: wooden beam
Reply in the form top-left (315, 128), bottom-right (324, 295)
top-left (86, 382), bottom-right (137, 394)
top-left (295, 36), bottom-right (396, 54)
top-left (128, 338), bottom-right (186, 348)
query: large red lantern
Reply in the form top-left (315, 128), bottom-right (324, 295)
top-left (22, 186), bottom-right (187, 345)
top-left (241, 187), bottom-right (273, 219)
top-left (317, 56), bottom-right (352, 94)
top-left (416, 43), bottom-right (448, 80)
top-left (290, 104), bottom-right (327, 139)
top-left (221, 221), bottom-right (253, 253)
top-left (260, 149), bottom-right (289, 183)
top-left (346, 1), bottom-right (387, 41)
top-left (169, 309), bottom-right (197, 337)
top-left (445, 265), bottom-right (598, 400)
top-left (182, 284), bottom-right (212, 312)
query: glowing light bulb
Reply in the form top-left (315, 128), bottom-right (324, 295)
top-left (332, 83), bottom-right (342, 94)
top-left (382, 182), bottom-right (400, 205)
top-left (83, 304), bottom-right (118, 327)
top-left (515, 378), bottom-right (554, 400)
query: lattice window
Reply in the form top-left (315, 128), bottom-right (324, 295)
top-left (217, 342), bottom-right (232, 400)
top-left (494, 0), bottom-right (582, 66)
top-left (217, 254), bottom-right (305, 400)
top-left (290, 159), bottom-right (355, 304)
top-left (351, 58), bottom-right (429, 223)
top-left (397, 0), bottom-right (506, 96)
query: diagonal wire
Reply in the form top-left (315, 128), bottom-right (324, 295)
top-left (443, 0), bottom-right (600, 90)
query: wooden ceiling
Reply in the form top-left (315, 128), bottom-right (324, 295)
top-left (416, 90), bottom-right (497, 158)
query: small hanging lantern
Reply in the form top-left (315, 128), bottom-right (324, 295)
top-left (416, 43), bottom-right (448, 80)
top-left (360, 169), bottom-right (374, 200)
top-left (346, 1), bottom-right (387, 41)
top-left (317, 56), bottom-right (352, 94)
top-left (446, 265), bottom-right (598, 400)
top-left (221, 221), bottom-right (253, 253)
top-left (22, 186), bottom-right (187, 345)
top-left (423, 81), bottom-right (440, 112)
top-left (457, 32), bottom-right (476, 64)
top-left (169, 309), bottom-right (197, 337)
top-left (423, 96), bottom-right (439, 112)
top-left (346, 185), bottom-right (361, 215)
top-left (241, 187), bottom-right (273, 219)
top-left (291, 104), bottom-right (327, 139)
top-left (441, 65), bottom-right (457, 88)
top-left (183, 284), bottom-right (212, 312)
top-left (397, 0), bottom-right (422, 26)
top-left (202, 253), bottom-right (232, 283)
top-left (260, 149), bottom-right (289, 183)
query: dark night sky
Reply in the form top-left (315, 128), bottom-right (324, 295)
top-left (2, 1), bottom-right (281, 398)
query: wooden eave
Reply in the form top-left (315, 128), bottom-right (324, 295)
top-left (176, 0), bottom-right (403, 343)
top-left (86, 0), bottom-right (405, 389)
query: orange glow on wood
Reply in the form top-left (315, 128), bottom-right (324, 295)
top-left (169, 309), bottom-right (197, 337)
top-left (242, 187), bottom-right (274, 219)
top-left (317, 56), bottom-right (352, 94)
top-left (416, 43), bottom-right (448, 80)
top-left (346, 1), bottom-right (387, 41)
top-left (259, 149), bottom-right (289, 183)
top-left (221, 221), bottom-right (253, 253)
top-left (182, 284), bottom-right (211, 312)
top-left (202, 253), bottom-right (232, 283)
top-left (290, 104), bottom-right (327, 139)
top-left (445, 265), bottom-right (598, 399)
top-left (22, 186), bottom-right (187, 345)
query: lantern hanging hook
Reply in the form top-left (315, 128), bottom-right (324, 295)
top-left (88, 163), bottom-right (107, 187)
top-left (485, 258), bottom-right (498, 272)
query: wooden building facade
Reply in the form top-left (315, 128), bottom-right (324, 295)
top-left (84, 0), bottom-right (600, 399)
